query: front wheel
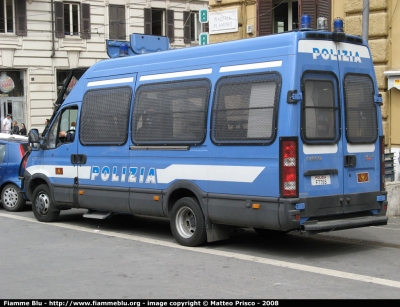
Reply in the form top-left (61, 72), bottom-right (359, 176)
top-left (32, 184), bottom-right (60, 222)
top-left (170, 197), bottom-right (207, 247)
top-left (1, 183), bottom-right (26, 212)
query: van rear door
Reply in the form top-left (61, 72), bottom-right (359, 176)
top-left (297, 39), bottom-right (382, 217)
top-left (338, 44), bottom-right (382, 203)
top-left (300, 69), bottom-right (343, 205)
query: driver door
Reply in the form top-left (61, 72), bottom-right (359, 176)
top-left (42, 106), bottom-right (78, 206)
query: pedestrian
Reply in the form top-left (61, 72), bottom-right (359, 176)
top-left (42, 118), bottom-right (50, 136)
top-left (2, 114), bottom-right (12, 133)
top-left (19, 123), bottom-right (27, 136)
top-left (11, 120), bottom-right (19, 135)
top-left (70, 121), bottom-right (76, 130)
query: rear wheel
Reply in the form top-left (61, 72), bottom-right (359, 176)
top-left (1, 183), bottom-right (26, 212)
top-left (32, 184), bottom-right (60, 222)
top-left (170, 197), bottom-right (207, 247)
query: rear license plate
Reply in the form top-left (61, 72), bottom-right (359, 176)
top-left (311, 175), bottom-right (331, 186)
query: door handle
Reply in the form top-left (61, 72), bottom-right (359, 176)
top-left (71, 154), bottom-right (87, 164)
top-left (78, 154), bottom-right (87, 164)
top-left (344, 155), bottom-right (356, 167)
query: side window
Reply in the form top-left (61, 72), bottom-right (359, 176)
top-left (47, 107), bottom-right (78, 149)
top-left (344, 74), bottom-right (378, 144)
top-left (211, 73), bottom-right (280, 145)
top-left (0, 0), bottom-right (27, 36)
top-left (144, 8), bottom-right (174, 42)
top-left (183, 11), bottom-right (202, 44)
top-left (301, 72), bottom-right (339, 144)
top-left (54, 2), bottom-right (91, 39)
top-left (0, 144), bottom-right (6, 163)
top-left (80, 86), bottom-right (131, 145)
top-left (132, 79), bottom-right (210, 145)
top-left (47, 115), bottom-right (60, 149)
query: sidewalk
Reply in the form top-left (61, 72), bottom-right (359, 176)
top-left (386, 181), bottom-right (400, 217)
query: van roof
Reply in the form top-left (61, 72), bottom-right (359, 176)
top-left (87, 30), bottom-right (367, 78)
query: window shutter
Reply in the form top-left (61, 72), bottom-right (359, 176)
top-left (109, 5), bottom-right (118, 39)
top-left (144, 8), bottom-right (152, 34)
top-left (15, 0), bottom-right (27, 36)
top-left (117, 5), bottom-right (126, 39)
top-left (317, 0), bottom-right (331, 31)
top-left (0, 0), bottom-right (5, 33)
top-left (109, 5), bottom-right (126, 40)
top-left (299, 0), bottom-right (317, 29)
top-left (183, 11), bottom-right (191, 44)
top-left (258, 0), bottom-right (273, 36)
top-left (166, 9), bottom-right (174, 43)
top-left (54, 1), bottom-right (64, 38)
top-left (81, 3), bottom-right (91, 39)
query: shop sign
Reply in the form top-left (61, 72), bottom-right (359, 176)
top-left (0, 72), bottom-right (15, 93)
top-left (209, 9), bottom-right (238, 35)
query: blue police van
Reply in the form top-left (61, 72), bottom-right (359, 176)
top-left (24, 16), bottom-right (388, 247)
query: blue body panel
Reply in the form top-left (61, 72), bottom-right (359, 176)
top-left (24, 31), bottom-right (387, 235)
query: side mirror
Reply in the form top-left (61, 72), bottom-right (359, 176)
top-left (28, 129), bottom-right (41, 150)
top-left (28, 129), bottom-right (40, 143)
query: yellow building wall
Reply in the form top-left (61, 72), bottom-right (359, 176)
top-left (387, 0), bottom-right (400, 146)
top-left (208, 0), bottom-right (257, 43)
top-left (334, 0), bottom-right (400, 147)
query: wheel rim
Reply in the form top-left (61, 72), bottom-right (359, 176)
top-left (3, 186), bottom-right (19, 208)
top-left (175, 206), bottom-right (196, 239)
top-left (35, 192), bottom-right (50, 215)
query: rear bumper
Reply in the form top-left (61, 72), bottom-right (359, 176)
top-left (301, 213), bottom-right (388, 234)
top-left (281, 191), bottom-right (388, 233)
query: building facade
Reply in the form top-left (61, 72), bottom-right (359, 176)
top-left (0, 0), bottom-right (208, 132)
top-left (332, 0), bottom-right (400, 180)
top-left (208, 0), bottom-right (399, 181)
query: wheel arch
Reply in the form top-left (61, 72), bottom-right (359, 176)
top-left (26, 174), bottom-right (53, 201)
top-left (162, 180), bottom-right (207, 218)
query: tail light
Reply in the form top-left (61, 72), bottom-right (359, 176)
top-left (380, 136), bottom-right (385, 191)
top-left (280, 137), bottom-right (298, 197)
top-left (19, 144), bottom-right (28, 170)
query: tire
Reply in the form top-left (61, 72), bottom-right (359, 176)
top-left (1, 183), bottom-right (26, 212)
top-left (170, 197), bottom-right (207, 247)
top-left (31, 184), bottom-right (60, 222)
top-left (254, 228), bottom-right (288, 237)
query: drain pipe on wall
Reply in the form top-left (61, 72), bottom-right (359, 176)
top-left (362, 0), bottom-right (369, 42)
top-left (50, 0), bottom-right (55, 58)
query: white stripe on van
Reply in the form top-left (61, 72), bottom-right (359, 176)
top-left (219, 61), bottom-right (282, 73)
top-left (156, 165), bottom-right (264, 184)
top-left (303, 144), bottom-right (338, 155)
top-left (140, 68), bottom-right (212, 81)
top-left (347, 143), bottom-right (375, 153)
top-left (26, 165), bottom-right (91, 179)
top-left (87, 77), bottom-right (134, 87)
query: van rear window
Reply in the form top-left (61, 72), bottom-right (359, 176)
top-left (301, 72), bottom-right (339, 144)
top-left (344, 74), bottom-right (378, 144)
top-left (211, 73), bottom-right (280, 145)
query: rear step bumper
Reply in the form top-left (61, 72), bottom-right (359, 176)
top-left (302, 215), bottom-right (388, 233)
